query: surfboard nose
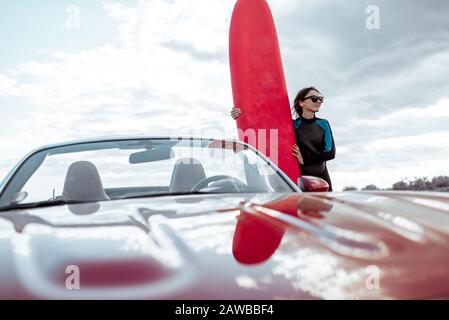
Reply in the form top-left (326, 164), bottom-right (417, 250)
top-left (229, 0), bottom-right (301, 183)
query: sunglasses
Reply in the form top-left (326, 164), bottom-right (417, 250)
top-left (303, 95), bottom-right (324, 103)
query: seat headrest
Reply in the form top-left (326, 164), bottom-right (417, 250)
top-left (169, 158), bottom-right (206, 193)
top-left (62, 161), bottom-right (109, 202)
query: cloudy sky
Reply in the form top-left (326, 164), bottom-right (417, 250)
top-left (1, 0), bottom-right (448, 191)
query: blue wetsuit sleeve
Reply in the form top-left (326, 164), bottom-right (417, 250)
top-left (303, 120), bottom-right (336, 165)
top-left (293, 119), bottom-right (301, 130)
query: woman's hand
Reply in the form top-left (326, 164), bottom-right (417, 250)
top-left (292, 144), bottom-right (304, 165)
top-left (230, 107), bottom-right (242, 120)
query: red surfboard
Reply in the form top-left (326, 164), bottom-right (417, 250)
top-left (229, 0), bottom-right (300, 184)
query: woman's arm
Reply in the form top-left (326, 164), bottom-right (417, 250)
top-left (292, 144), bottom-right (304, 165)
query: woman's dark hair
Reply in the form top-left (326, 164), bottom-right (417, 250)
top-left (292, 86), bottom-right (320, 118)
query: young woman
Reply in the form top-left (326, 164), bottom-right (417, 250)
top-left (230, 86), bottom-right (336, 191)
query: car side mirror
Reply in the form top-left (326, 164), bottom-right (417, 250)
top-left (298, 176), bottom-right (329, 192)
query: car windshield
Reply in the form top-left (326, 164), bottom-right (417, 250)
top-left (0, 138), bottom-right (296, 208)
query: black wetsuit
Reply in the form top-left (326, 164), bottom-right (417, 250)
top-left (293, 116), bottom-right (336, 191)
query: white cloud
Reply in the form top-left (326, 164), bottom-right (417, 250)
top-left (2, 4), bottom-right (235, 134)
top-left (0, 1), bottom-right (239, 181)
top-left (0, 73), bottom-right (18, 96)
top-left (331, 98), bottom-right (449, 190)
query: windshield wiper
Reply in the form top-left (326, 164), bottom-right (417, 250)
top-left (0, 199), bottom-right (86, 212)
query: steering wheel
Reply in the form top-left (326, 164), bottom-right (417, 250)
top-left (191, 175), bottom-right (246, 192)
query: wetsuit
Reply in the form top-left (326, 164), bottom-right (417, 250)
top-left (293, 116), bottom-right (335, 191)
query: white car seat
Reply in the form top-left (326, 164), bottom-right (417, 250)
top-left (169, 158), bottom-right (206, 193)
top-left (62, 161), bottom-right (110, 201)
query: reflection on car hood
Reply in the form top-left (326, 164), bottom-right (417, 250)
top-left (1, 191), bottom-right (449, 299)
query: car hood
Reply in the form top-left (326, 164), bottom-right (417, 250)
top-left (1, 191), bottom-right (449, 299)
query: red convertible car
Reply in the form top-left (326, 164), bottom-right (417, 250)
top-left (0, 137), bottom-right (448, 299)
